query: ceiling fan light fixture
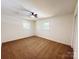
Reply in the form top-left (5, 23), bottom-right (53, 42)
top-left (31, 15), bottom-right (35, 18)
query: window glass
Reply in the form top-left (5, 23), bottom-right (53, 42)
top-left (23, 21), bottom-right (31, 29)
top-left (42, 22), bottom-right (49, 30)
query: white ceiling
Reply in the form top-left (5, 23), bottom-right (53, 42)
top-left (1, 0), bottom-right (77, 20)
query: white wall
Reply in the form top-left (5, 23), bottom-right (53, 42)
top-left (1, 15), bottom-right (35, 43)
top-left (2, 13), bottom-right (74, 46)
top-left (73, 15), bottom-right (78, 59)
top-left (72, 4), bottom-right (78, 59)
top-left (36, 14), bottom-right (74, 46)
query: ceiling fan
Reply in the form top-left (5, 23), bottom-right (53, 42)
top-left (31, 12), bottom-right (37, 18)
top-left (20, 7), bottom-right (38, 18)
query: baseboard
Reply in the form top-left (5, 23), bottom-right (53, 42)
top-left (2, 35), bottom-right (36, 44)
top-left (36, 35), bottom-right (72, 48)
top-left (2, 35), bottom-right (72, 48)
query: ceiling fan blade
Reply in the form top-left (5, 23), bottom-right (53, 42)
top-left (18, 6), bottom-right (38, 18)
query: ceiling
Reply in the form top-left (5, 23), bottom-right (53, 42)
top-left (1, 0), bottom-right (77, 20)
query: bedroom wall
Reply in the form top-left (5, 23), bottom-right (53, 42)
top-left (72, 4), bottom-right (78, 59)
top-left (73, 15), bottom-right (78, 59)
top-left (1, 15), bottom-right (35, 43)
top-left (36, 14), bottom-right (74, 46)
top-left (2, 13), bottom-right (74, 46)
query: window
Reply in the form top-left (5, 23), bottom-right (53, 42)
top-left (42, 22), bottom-right (49, 30)
top-left (22, 21), bottom-right (31, 29)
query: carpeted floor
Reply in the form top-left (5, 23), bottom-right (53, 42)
top-left (2, 36), bottom-right (73, 59)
